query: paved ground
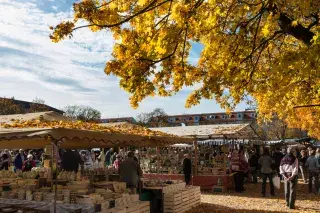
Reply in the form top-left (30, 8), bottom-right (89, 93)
top-left (187, 181), bottom-right (319, 213)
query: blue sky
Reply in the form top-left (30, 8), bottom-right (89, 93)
top-left (0, 0), bottom-right (248, 118)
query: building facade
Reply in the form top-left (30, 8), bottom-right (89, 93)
top-left (149, 110), bottom-right (257, 127)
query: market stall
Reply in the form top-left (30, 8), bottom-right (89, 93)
top-left (145, 123), bottom-right (262, 191)
top-left (0, 112), bottom-right (194, 213)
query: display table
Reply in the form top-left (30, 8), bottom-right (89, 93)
top-left (143, 173), bottom-right (234, 190)
top-left (0, 198), bottom-right (94, 213)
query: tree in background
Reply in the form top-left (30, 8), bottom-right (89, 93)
top-left (63, 105), bottom-right (101, 122)
top-left (257, 116), bottom-right (307, 141)
top-left (50, 0), bottom-right (320, 137)
top-left (136, 108), bottom-right (168, 127)
top-left (0, 97), bottom-right (23, 115)
top-left (29, 97), bottom-right (49, 113)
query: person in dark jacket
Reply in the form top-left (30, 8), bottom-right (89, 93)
top-left (298, 150), bottom-right (308, 183)
top-left (61, 149), bottom-right (82, 172)
top-left (14, 149), bottom-right (26, 171)
top-left (0, 154), bottom-right (9, 170)
top-left (119, 151), bottom-right (142, 194)
top-left (273, 148), bottom-right (284, 178)
top-left (249, 150), bottom-right (259, 183)
top-left (183, 153), bottom-right (192, 185)
top-left (105, 148), bottom-right (113, 166)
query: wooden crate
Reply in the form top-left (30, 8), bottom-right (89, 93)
top-left (139, 205), bottom-right (150, 213)
top-left (137, 201), bottom-right (150, 209)
top-left (126, 204), bottom-right (140, 213)
top-left (164, 193), bottom-right (182, 203)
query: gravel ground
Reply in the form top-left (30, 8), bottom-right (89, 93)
top-left (186, 181), bottom-right (319, 213)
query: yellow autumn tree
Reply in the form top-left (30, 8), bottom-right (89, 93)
top-left (50, 0), bottom-right (320, 137)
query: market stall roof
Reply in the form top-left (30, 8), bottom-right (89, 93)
top-left (0, 113), bottom-right (193, 149)
top-left (265, 137), bottom-right (311, 145)
top-left (150, 123), bottom-right (260, 140)
top-left (198, 139), bottom-right (264, 145)
top-left (0, 111), bottom-right (72, 123)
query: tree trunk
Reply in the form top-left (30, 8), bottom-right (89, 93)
top-left (278, 13), bottom-right (315, 46)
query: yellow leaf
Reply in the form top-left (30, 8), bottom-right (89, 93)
top-left (109, 2), bottom-right (117, 9)
top-left (138, 0), bottom-right (147, 6)
top-left (291, 20), bottom-right (298, 27)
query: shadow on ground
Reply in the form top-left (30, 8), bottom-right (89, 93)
top-left (202, 182), bottom-right (319, 201)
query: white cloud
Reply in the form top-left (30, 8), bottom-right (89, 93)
top-left (0, 0), bottom-right (248, 118)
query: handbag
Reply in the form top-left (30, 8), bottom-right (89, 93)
top-left (273, 175), bottom-right (281, 189)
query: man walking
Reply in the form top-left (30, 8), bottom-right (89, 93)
top-left (305, 150), bottom-right (320, 193)
top-left (280, 147), bottom-right (299, 210)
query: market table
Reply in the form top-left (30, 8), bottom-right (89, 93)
top-left (0, 198), bottom-right (94, 213)
top-left (143, 173), bottom-right (234, 190)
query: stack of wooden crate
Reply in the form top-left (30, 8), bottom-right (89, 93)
top-left (163, 192), bottom-right (182, 213)
top-left (187, 186), bottom-right (201, 208)
top-left (180, 189), bottom-right (190, 213)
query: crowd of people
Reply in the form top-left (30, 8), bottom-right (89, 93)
top-left (0, 149), bottom-right (39, 172)
top-left (230, 146), bottom-right (320, 209)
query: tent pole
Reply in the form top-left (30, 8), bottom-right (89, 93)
top-left (193, 140), bottom-right (198, 176)
top-left (51, 139), bottom-right (58, 213)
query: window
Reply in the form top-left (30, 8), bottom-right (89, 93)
top-left (251, 113), bottom-right (256, 118)
top-left (168, 117), bottom-right (176, 122)
top-left (194, 116), bottom-right (200, 121)
top-left (221, 115), bottom-right (227, 119)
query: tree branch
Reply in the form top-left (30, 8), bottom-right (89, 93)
top-left (277, 13), bottom-right (315, 46)
top-left (241, 30), bottom-right (283, 64)
top-left (182, 25), bottom-right (188, 72)
top-left (294, 104), bottom-right (320, 109)
top-left (307, 14), bottom-right (319, 30)
top-left (72, 0), bottom-right (171, 31)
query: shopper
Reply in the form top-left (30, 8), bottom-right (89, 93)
top-left (105, 148), bottom-right (113, 166)
top-left (61, 149), bottom-right (83, 172)
top-left (280, 147), bottom-right (299, 209)
top-left (0, 154), bottom-right (9, 170)
top-left (82, 150), bottom-right (93, 169)
top-left (305, 150), bottom-right (320, 193)
top-left (22, 155), bottom-right (36, 172)
top-left (1, 149), bottom-right (11, 166)
top-left (14, 149), bottom-right (26, 171)
top-left (298, 150), bottom-right (308, 183)
top-left (111, 152), bottom-right (118, 165)
top-left (259, 148), bottom-right (275, 197)
top-left (183, 153), bottom-right (192, 185)
top-left (316, 148), bottom-right (320, 163)
top-left (273, 148), bottom-right (284, 178)
top-left (119, 151), bottom-right (142, 194)
top-left (231, 149), bottom-right (249, 193)
top-left (249, 150), bottom-right (259, 183)
top-left (113, 154), bottom-right (122, 170)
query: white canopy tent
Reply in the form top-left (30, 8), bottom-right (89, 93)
top-left (150, 123), bottom-right (260, 140)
